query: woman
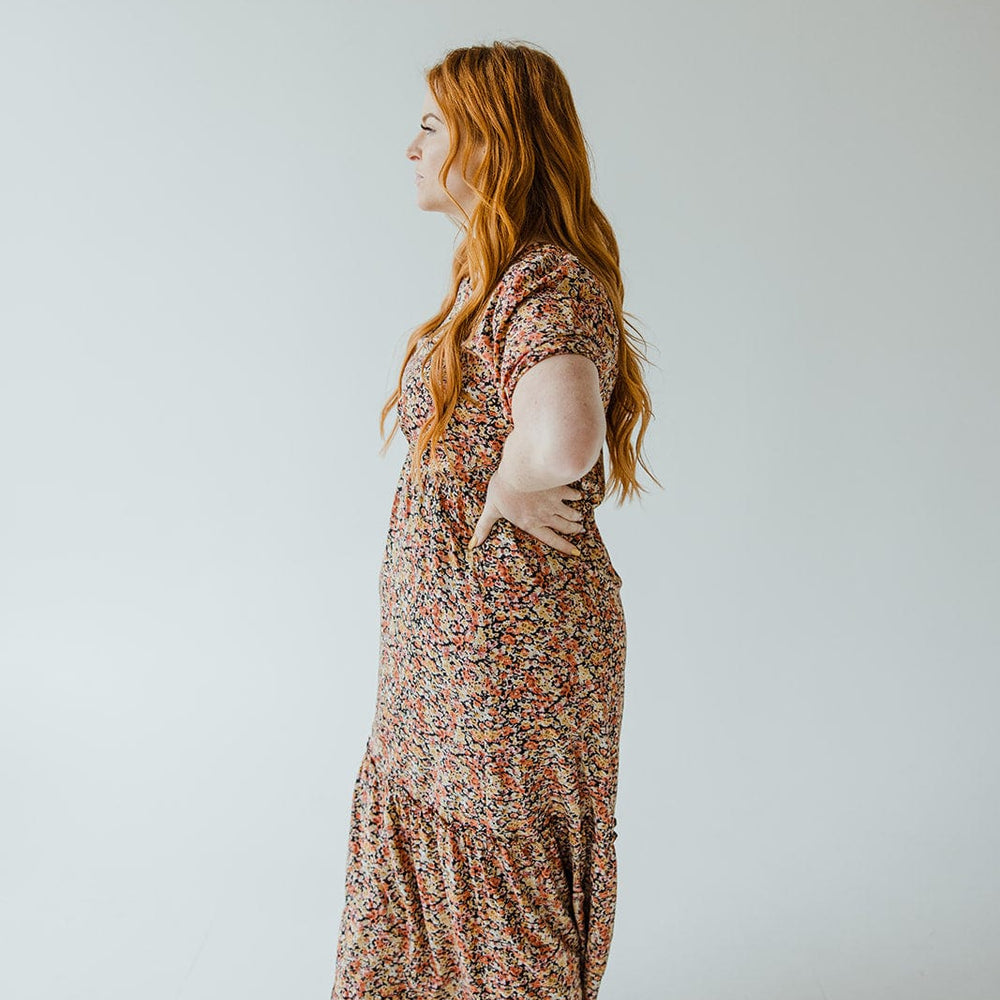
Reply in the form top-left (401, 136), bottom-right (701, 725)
top-left (331, 40), bottom-right (655, 1000)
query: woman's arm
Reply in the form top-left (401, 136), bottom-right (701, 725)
top-left (469, 353), bottom-right (606, 555)
top-left (499, 353), bottom-right (606, 488)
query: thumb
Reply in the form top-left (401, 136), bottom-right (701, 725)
top-left (469, 506), bottom-right (499, 549)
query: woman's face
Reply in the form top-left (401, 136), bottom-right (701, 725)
top-left (406, 87), bottom-right (483, 224)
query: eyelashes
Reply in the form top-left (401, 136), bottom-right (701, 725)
top-left (420, 124), bottom-right (434, 133)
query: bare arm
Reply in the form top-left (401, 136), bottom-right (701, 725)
top-left (469, 353), bottom-right (606, 554)
top-left (498, 353), bottom-right (606, 488)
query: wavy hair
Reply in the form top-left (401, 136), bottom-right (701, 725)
top-left (380, 40), bottom-right (657, 503)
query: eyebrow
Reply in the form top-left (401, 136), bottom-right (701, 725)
top-left (421, 113), bottom-right (443, 123)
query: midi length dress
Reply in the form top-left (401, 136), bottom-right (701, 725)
top-left (331, 242), bottom-right (627, 1000)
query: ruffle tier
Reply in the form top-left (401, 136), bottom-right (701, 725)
top-left (331, 742), bottom-right (618, 1000)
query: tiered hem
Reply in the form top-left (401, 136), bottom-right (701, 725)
top-left (331, 743), bottom-right (618, 1000)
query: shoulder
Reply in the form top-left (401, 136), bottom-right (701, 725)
top-left (497, 241), bottom-right (595, 295)
top-left (490, 242), bottom-right (612, 322)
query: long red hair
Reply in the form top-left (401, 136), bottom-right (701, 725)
top-left (381, 40), bottom-right (657, 503)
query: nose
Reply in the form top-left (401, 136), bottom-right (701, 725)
top-left (406, 138), bottom-right (420, 161)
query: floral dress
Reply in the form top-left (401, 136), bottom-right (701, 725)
top-left (331, 242), bottom-right (627, 1000)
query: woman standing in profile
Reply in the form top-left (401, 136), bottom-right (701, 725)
top-left (331, 40), bottom-right (656, 1000)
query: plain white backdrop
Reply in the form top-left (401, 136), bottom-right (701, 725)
top-left (1, 2), bottom-right (998, 998)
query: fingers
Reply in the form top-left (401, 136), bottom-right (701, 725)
top-left (469, 506), bottom-right (500, 549)
top-left (472, 476), bottom-right (587, 556)
top-left (533, 526), bottom-right (582, 557)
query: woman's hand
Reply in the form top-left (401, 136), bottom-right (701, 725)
top-left (469, 466), bottom-right (585, 556)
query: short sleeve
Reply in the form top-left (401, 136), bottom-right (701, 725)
top-left (491, 253), bottom-right (619, 422)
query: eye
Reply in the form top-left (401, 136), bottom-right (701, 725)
top-left (420, 124), bottom-right (434, 133)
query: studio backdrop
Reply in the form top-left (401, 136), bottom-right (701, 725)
top-left (1, 2), bottom-right (997, 999)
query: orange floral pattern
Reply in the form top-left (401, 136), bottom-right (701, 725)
top-left (331, 243), bottom-right (626, 999)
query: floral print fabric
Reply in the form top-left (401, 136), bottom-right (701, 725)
top-left (331, 243), bottom-right (626, 999)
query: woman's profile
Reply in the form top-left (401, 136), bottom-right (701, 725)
top-left (331, 39), bottom-right (656, 1000)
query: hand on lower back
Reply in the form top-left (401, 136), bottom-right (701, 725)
top-left (468, 467), bottom-right (584, 556)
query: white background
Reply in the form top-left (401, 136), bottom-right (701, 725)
top-left (1, 2), bottom-right (998, 998)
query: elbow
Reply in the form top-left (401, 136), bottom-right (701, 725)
top-left (546, 417), bottom-right (606, 483)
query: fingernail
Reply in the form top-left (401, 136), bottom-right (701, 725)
top-left (571, 546), bottom-right (581, 556)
